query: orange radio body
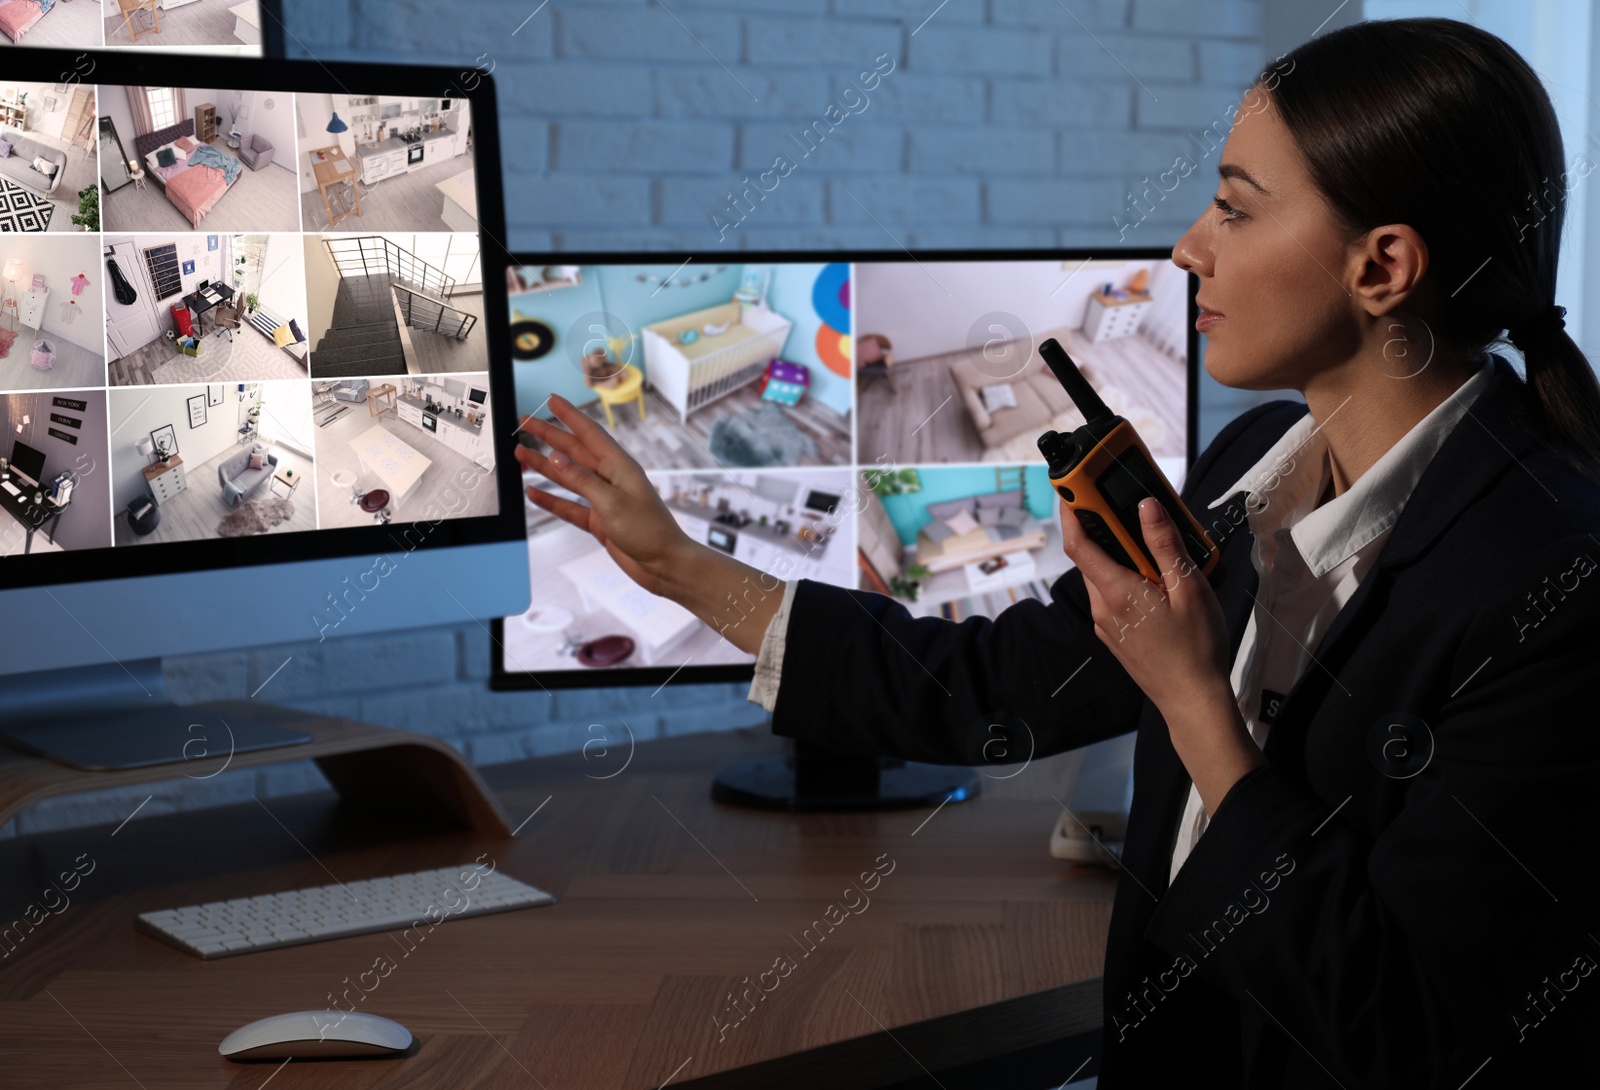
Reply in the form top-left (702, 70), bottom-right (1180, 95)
top-left (1035, 338), bottom-right (1222, 586)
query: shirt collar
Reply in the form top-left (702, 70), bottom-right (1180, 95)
top-left (1205, 355), bottom-right (1496, 579)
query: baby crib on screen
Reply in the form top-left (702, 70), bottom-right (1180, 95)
top-left (641, 300), bottom-right (794, 421)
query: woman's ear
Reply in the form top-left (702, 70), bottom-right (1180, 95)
top-left (1351, 223), bottom-right (1430, 319)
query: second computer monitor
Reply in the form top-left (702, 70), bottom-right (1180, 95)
top-left (496, 249), bottom-right (1197, 690)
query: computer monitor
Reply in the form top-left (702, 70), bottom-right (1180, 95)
top-left (3, 0), bottom-right (285, 57)
top-left (492, 249), bottom-right (1197, 806)
top-left (0, 47), bottom-right (526, 769)
top-left (9, 440), bottom-right (46, 488)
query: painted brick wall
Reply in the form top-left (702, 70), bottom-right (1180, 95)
top-left (276, 0), bottom-right (1272, 259)
top-left (4, 0), bottom-right (1280, 839)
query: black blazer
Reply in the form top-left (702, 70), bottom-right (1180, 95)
top-left (770, 356), bottom-right (1600, 1089)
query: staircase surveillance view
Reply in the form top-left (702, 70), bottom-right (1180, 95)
top-left (304, 233), bottom-right (483, 377)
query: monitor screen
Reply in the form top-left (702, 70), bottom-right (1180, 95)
top-left (9, 440), bottom-right (46, 487)
top-left (493, 250), bottom-right (1196, 688)
top-left (0, 48), bottom-right (518, 604)
top-left (3, 0), bottom-right (281, 56)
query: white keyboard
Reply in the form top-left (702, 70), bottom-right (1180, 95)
top-left (136, 865), bottom-right (556, 959)
top-left (1, 481), bottom-right (19, 497)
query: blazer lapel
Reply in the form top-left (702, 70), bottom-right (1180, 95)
top-left (1265, 355), bottom-right (1542, 734)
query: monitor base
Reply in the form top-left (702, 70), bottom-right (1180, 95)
top-left (712, 742), bottom-right (980, 812)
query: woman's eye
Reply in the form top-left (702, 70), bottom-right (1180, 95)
top-left (1213, 196), bottom-right (1245, 223)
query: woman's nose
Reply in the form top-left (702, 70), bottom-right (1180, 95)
top-left (1171, 213), bottom-right (1212, 277)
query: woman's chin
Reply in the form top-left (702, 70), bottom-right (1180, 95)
top-left (1203, 351), bottom-right (1238, 387)
top-left (1204, 351), bottom-right (1275, 392)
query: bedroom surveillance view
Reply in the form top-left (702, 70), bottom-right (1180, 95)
top-left (0, 73), bottom-right (496, 554)
top-left (100, 86), bottom-right (298, 232)
top-left (0, 0), bottom-right (101, 48)
top-left (4, 0), bottom-right (265, 52)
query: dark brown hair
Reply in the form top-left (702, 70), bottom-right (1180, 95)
top-left (1265, 17), bottom-right (1600, 482)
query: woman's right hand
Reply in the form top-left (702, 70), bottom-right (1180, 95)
top-left (515, 393), bottom-right (695, 599)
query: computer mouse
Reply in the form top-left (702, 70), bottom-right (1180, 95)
top-left (219, 1010), bottom-right (414, 1061)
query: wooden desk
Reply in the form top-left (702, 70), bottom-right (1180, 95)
top-left (309, 144), bottom-right (361, 227)
top-left (0, 725), bottom-right (1113, 1088)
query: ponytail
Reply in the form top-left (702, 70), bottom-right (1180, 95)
top-left (1508, 321), bottom-right (1600, 485)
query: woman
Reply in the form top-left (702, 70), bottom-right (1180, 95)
top-left (518, 18), bottom-right (1600, 1089)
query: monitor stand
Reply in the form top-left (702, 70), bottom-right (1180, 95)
top-left (0, 659), bottom-right (514, 837)
top-left (712, 737), bottom-right (980, 812)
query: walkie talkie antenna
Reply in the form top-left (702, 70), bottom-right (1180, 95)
top-left (1039, 338), bottom-right (1113, 423)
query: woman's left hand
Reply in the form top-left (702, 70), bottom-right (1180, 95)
top-left (1061, 497), bottom-right (1263, 812)
top-left (1060, 497), bottom-right (1232, 712)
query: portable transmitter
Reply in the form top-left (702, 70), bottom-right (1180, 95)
top-left (1035, 338), bottom-right (1223, 586)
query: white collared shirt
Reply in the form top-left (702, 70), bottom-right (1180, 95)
top-left (1168, 355), bottom-right (1495, 882)
top-left (747, 577), bottom-right (799, 711)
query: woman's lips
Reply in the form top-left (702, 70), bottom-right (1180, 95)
top-left (1197, 307), bottom-right (1224, 332)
